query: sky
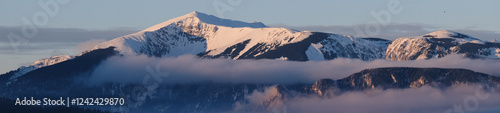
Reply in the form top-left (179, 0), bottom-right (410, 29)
top-left (1, 0), bottom-right (500, 72)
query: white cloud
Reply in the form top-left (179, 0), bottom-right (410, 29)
top-left (87, 54), bottom-right (500, 85)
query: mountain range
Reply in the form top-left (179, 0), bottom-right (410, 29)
top-left (94, 11), bottom-right (389, 61)
top-left (4, 11), bottom-right (499, 81)
top-left (1, 11), bottom-right (500, 112)
top-left (92, 11), bottom-right (499, 61)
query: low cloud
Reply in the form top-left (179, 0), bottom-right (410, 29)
top-left (88, 54), bottom-right (500, 85)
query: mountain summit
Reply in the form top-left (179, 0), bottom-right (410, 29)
top-left (425, 30), bottom-right (477, 39)
top-left (143, 11), bottom-right (267, 32)
top-left (387, 30), bottom-right (499, 60)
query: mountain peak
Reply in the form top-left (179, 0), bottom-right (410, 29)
top-left (185, 11), bottom-right (206, 17)
top-left (142, 11), bottom-right (266, 32)
top-left (190, 11), bottom-right (200, 14)
top-left (425, 30), bottom-right (458, 37)
top-left (424, 30), bottom-right (478, 40)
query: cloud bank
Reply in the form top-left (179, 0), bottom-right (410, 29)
top-left (88, 54), bottom-right (500, 85)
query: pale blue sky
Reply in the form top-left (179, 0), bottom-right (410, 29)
top-left (1, 0), bottom-right (500, 72)
top-left (1, 0), bottom-right (499, 31)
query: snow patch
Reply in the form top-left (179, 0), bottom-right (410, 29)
top-left (305, 43), bottom-right (325, 61)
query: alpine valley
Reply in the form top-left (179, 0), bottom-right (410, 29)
top-left (1, 11), bottom-right (500, 113)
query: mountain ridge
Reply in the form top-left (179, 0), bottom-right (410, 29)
top-left (92, 12), bottom-right (499, 62)
top-left (387, 30), bottom-right (500, 60)
top-left (94, 11), bottom-right (388, 61)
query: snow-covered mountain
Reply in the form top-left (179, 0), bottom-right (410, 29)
top-left (3, 11), bottom-right (500, 113)
top-left (386, 30), bottom-right (500, 60)
top-left (95, 12), bottom-right (500, 61)
top-left (3, 12), bottom-right (500, 88)
top-left (95, 11), bottom-right (388, 61)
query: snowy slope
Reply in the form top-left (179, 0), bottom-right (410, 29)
top-left (95, 11), bottom-right (388, 61)
top-left (386, 30), bottom-right (500, 60)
